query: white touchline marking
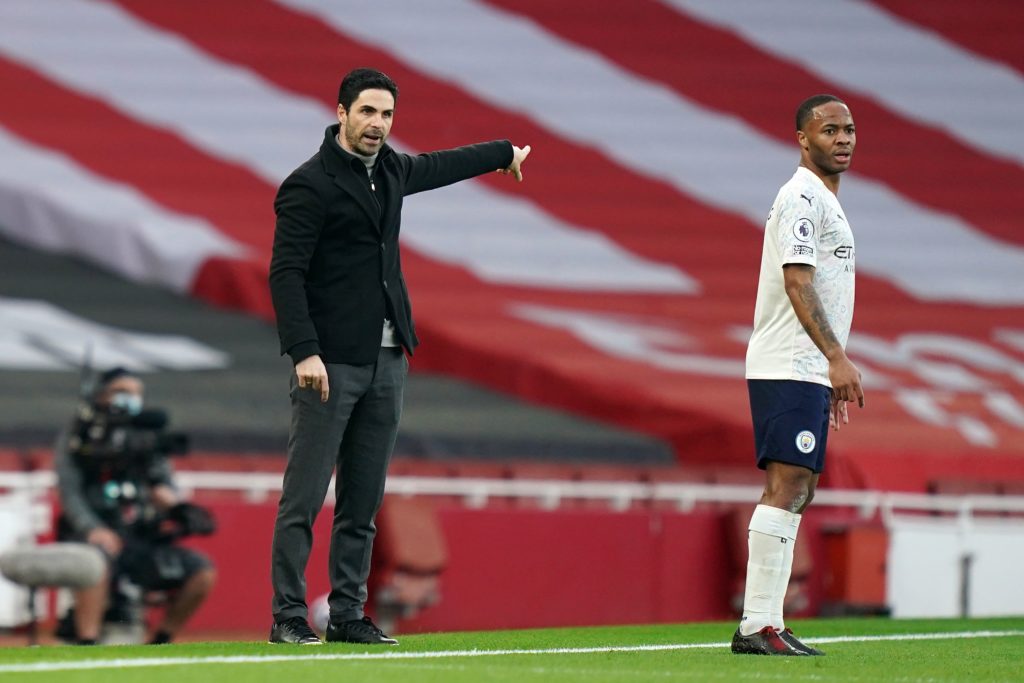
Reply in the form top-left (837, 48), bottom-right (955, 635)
top-left (0, 630), bottom-right (1021, 673)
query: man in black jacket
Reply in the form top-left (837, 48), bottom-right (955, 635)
top-left (268, 67), bottom-right (530, 645)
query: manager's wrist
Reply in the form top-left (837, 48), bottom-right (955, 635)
top-left (287, 341), bottom-right (321, 366)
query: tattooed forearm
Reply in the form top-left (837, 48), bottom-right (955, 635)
top-left (795, 281), bottom-right (841, 354)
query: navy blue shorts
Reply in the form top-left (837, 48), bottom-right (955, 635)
top-left (748, 379), bottom-right (831, 473)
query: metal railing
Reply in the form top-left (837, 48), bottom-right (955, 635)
top-left (4, 470), bottom-right (1024, 522)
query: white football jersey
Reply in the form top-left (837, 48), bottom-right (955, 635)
top-left (746, 167), bottom-right (856, 387)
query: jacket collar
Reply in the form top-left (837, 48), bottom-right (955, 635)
top-left (320, 124), bottom-right (390, 228)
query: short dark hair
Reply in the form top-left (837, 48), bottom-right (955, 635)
top-left (97, 366), bottom-right (137, 388)
top-left (91, 366), bottom-right (139, 399)
top-left (796, 94), bottom-right (846, 131)
top-left (337, 68), bottom-right (399, 111)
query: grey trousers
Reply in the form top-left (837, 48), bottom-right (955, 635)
top-left (271, 347), bottom-right (407, 623)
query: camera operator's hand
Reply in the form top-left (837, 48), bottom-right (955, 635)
top-left (87, 526), bottom-right (123, 556)
top-left (168, 502), bottom-right (216, 536)
top-left (151, 483), bottom-right (179, 510)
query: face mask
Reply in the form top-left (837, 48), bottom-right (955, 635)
top-left (110, 392), bottom-right (143, 416)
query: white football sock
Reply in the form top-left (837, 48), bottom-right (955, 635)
top-left (739, 504), bottom-right (801, 636)
top-left (770, 511), bottom-right (802, 630)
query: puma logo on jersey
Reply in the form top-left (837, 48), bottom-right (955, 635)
top-left (800, 193), bottom-right (813, 206)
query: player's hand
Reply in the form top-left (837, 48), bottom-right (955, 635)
top-left (829, 400), bottom-right (849, 432)
top-left (296, 355), bottom-right (330, 403)
top-left (498, 144), bottom-right (531, 182)
top-left (828, 353), bottom-right (864, 431)
top-left (829, 354), bottom-right (864, 406)
top-left (87, 527), bottom-right (123, 556)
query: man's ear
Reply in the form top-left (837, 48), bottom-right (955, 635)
top-left (337, 103), bottom-right (347, 124)
top-left (796, 130), bottom-right (808, 151)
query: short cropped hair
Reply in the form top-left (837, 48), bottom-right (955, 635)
top-left (91, 366), bottom-right (139, 400)
top-left (97, 366), bottom-right (137, 389)
top-left (796, 94), bottom-right (846, 131)
top-left (337, 68), bottom-right (399, 111)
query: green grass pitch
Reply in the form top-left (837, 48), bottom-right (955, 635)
top-left (1, 617), bottom-right (1022, 682)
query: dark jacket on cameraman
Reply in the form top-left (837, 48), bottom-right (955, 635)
top-left (54, 427), bottom-right (174, 538)
top-left (269, 124), bottom-right (513, 365)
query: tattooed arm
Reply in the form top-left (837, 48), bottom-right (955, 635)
top-left (783, 264), bottom-right (865, 426)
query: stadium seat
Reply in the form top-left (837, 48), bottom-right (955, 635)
top-left (369, 495), bottom-right (447, 633)
top-left (928, 478), bottom-right (1002, 496)
top-left (387, 457), bottom-right (453, 478)
top-left (447, 460), bottom-right (511, 480)
top-left (21, 449), bottom-right (53, 472)
top-left (0, 449), bottom-right (25, 473)
top-left (1001, 480), bottom-right (1024, 496)
top-left (820, 523), bottom-right (889, 616)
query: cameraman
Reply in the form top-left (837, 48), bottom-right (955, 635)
top-left (54, 367), bottom-right (216, 645)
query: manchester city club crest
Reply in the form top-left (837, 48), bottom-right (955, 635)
top-left (795, 430), bottom-right (816, 453)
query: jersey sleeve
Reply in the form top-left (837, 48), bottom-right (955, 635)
top-left (774, 184), bottom-right (823, 268)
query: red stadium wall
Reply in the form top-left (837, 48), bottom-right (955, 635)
top-left (177, 496), bottom-right (856, 634)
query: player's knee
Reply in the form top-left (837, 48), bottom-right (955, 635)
top-left (763, 464), bottom-right (814, 510)
top-left (784, 487), bottom-right (810, 512)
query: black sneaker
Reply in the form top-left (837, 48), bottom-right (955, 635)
top-left (325, 616), bottom-right (398, 645)
top-left (54, 609), bottom-right (78, 643)
top-left (731, 626), bottom-right (807, 656)
top-left (269, 617), bottom-right (322, 645)
top-left (778, 628), bottom-right (825, 656)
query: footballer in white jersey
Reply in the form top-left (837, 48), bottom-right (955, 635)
top-left (732, 95), bottom-right (864, 659)
top-left (746, 166), bottom-right (855, 388)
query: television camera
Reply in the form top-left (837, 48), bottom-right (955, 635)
top-left (64, 402), bottom-right (213, 542)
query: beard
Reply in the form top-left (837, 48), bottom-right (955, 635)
top-left (343, 121), bottom-right (384, 157)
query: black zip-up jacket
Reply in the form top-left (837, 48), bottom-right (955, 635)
top-left (270, 125), bottom-right (513, 365)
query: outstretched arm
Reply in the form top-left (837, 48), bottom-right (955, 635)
top-left (784, 264), bottom-right (864, 429)
top-left (403, 140), bottom-right (525, 195)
